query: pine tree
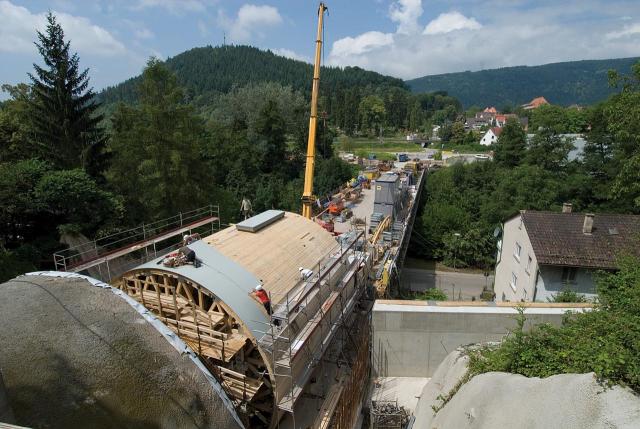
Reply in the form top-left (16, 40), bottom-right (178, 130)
top-left (28, 13), bottom-right (107, 176)
top-left (109, 58), bottom-right (212, 220)
top-left (494, 118), bottom-right (527, 167)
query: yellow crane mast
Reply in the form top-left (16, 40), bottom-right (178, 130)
top-left (302, 2), bottom-right (328, 219)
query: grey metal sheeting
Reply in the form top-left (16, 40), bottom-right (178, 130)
top-left (235, 209), bottom-right (285, 233)
top-left (136, 240), bottom-right (270, 340)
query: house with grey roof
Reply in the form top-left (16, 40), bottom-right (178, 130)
top-left (494, 205), bottom-right (640, 302)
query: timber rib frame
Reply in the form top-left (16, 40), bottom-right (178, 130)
top-left (119, 270), bottom-right (274, 427)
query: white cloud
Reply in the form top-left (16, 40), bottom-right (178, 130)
top-left (331, 31), bottom-right (394, 57)
top-left (221, 4), bottom-right (283, 42)
top-left (606, 23), bottom-right (640, 39)
top-left (197, 19), bottom-right (210, 37)
top-left (389, 0), bottom-right (423, 34)
top-left (134, 0), bottom-right (207, 13)
top-left (0, 0), bottom-right (126, 56)
top-left (134, 27), bottom-right (154, 40)
top-left (272, 48), bottom-right (311, 63)
top-left (328, 2), bottom-right (640, 80)
top-left (423, 11), bottom-right (482, 35)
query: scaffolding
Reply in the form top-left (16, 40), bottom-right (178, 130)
top-left (256, 230), bottom-right (370, 427)
top-left (53, 205), bottom-right (220, 282)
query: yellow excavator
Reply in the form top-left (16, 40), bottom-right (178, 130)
top-left (301, 3), bottom-right (328, 219)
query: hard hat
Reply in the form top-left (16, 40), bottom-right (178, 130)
top-left (255, 284), bottom-right (263, 291)
top-left (183, 234), bottom-right (189, 241)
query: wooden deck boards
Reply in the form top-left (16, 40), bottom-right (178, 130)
top-left (205, 212), bottom-right (338, 304)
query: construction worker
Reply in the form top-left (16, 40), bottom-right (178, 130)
top-left (299, 267), bottom-right (314, 281)
top-left (252, 284), bottom-right (271, 315)
top-left (179, 246), bottom-right (200, 268)
top-left (240, 197), bottom-right (253, 220)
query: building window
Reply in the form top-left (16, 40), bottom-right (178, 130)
top-left (510, 272), bottom-right (518, 292)
top-left (526, 255), bottom-right (532, 274)
top-left (562, 267), bottom-right (577, 283)
top-left (514, 242), bottom-right (522, 261)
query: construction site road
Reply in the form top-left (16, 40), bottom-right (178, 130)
top-left (400, 268), bottom-right (493, 300)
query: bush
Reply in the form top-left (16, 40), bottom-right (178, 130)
top-left (467, 257), bottom-right (640, 393)
top-left (548, 288), bottom-right (588, 303)
top-left (417, 288), bottom-right (448, 301)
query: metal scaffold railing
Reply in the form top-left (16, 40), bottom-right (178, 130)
top-left (52, 204), bottom-right (221, 282)
top-left (255, 230), bottom-right (370, 427)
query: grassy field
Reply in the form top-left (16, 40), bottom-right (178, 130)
top-left (336, 135), bottom-right (424, 153)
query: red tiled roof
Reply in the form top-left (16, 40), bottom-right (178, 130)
top-left (522, 97), bottom-right (550, 109)
top-left (491, 127), bottom-right (503, 136)
top-left (520, 211), bottom-right (640, 269)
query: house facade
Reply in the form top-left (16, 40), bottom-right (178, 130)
top-left (479, 127), bottom-right (502, 146)
top-left (495, 207), bottom-right (640, 302)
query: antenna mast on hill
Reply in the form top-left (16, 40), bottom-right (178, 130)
top-left (301, 2), bottom-right (328, 219)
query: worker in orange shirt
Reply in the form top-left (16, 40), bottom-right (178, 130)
top-left (252, 284), bottom-right (271, 315)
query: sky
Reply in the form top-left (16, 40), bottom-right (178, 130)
top-left (2, 0), bottom-right (640, 96)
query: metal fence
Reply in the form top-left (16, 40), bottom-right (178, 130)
top-left (52, 205), bottom-right (220, 282)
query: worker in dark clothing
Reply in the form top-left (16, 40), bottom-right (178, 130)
top-left (179, 246), bottom-right (200, 268)
top-left (253, 284), bottom-right (271, 315)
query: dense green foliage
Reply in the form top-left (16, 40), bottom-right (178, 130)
top-left (29, 13), bottom-right (107, 176)
top-left (99, 45), bottom-right (462, 135)
top-left (413, 64), bottom-right (640, 268)
top-left (100, 45), bottom-right (407, 105)
top-left (406, 57), bottom-right (640, 107)
top-left (467, 258), bottom-right (640, 393)
top-left (0, 20), bottom-right (369, 281)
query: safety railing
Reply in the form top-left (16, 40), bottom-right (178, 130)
top-left (52, 205), bottom-right (220, 279)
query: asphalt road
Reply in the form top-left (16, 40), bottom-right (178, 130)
top-left (400, 268), bottom-right (494, 300)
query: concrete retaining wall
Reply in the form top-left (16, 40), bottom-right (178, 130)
top-left (373, 300), bottom-right (590, 377)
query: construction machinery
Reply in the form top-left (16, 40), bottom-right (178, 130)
top-left (301, 3), bottom-right (328, 219)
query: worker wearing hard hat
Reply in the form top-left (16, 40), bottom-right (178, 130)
top-left (252, 284), bottom-right (271, 315)
top-left (299, 267), bottom-right (314, 281)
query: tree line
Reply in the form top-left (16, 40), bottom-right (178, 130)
top-left (412, 63), bottom-right (640, 268)
top-left (0, 14), bottom-right (357, 281)
top-left (99, 44), bottom-right (462, 138)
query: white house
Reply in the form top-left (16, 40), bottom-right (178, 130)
top-left (494, 206), bottom-right (640, 302)
top-left (480, 127), bottom-right (502, 146)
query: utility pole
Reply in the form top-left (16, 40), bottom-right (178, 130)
top-left (301, 3), bottom-right (328, 219)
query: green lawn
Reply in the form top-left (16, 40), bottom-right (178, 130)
top-left (336, 135), bottom-right (424, 153)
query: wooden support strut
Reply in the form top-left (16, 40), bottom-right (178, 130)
top-left (118, 269), bottom-right (274, 420)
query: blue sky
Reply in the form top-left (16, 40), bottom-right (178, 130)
top-left (2, 0), bottom-right (640, 96)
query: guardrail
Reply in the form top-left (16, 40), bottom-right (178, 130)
top-left (53, 205), bottom-right (220, 281)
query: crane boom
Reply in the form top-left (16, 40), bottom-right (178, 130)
top-left (301, 2), bottom-right (327, 219)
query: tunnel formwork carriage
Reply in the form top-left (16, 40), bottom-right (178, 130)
top-left (118, 211), bottom-right (369, 428)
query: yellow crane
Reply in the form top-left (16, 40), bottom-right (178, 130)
top-left (301, 2), bottom-right (328, 219)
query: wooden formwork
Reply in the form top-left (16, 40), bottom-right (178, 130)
top-left (118, 270), bottom-right (274, 427)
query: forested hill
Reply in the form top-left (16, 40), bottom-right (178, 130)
top-left (99, 45), bottom-right (407, 104)
top-left (406, 57), bottom-right (640, 107)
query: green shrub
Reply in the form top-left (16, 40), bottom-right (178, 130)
top-left (467, 257), bottom-right (640, 393)
top-left (417, 288), bottom-right (448, 301)
top-left (548, 288), bottom-right (588, 303)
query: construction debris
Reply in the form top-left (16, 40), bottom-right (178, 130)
top-left (370, 400), bottom-right (410, 429)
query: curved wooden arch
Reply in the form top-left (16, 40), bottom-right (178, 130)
top-left (118, 269), bottom-right (275, 428)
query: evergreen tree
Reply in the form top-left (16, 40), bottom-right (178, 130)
top-left (526, 128), bottom-right (573, 171)
top-left (494, 118), bottom-right (527, 167)
top-left (109, 58), bottom-right (212, 221)
top-left (255, 99), bottom-right (286, 174)
top-left (28, 13), bottom-right (107, 176)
